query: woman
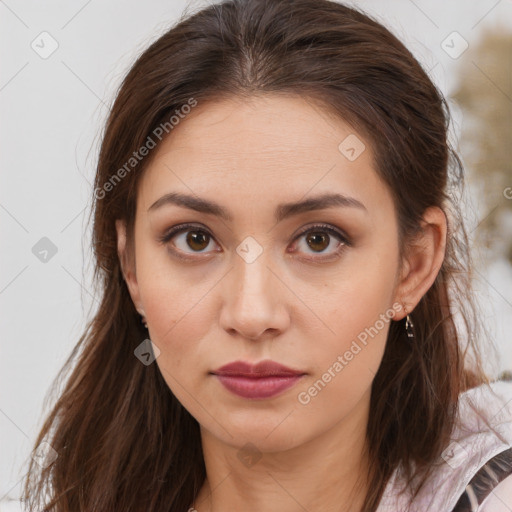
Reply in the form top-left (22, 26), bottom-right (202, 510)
top-left (22, 0), bottom-right (512, 511)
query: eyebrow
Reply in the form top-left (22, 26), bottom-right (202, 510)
top-left (148, 191), bottom-right (367, 222)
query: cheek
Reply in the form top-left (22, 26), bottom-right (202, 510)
top-left (142, 285), bottom-right (213, 367)
top-left (133, 252), bottom-right (204, 364)
top-left (296, 296), bottom-right (391, 423)
top-left (309, 247), bottom-right (399, 382)
top-left (135, 240), bottom-right (216, 338)
top-left (312, 301), bottom-right (390, 384)
top-left (142, 281), bottom-right (214, 401)
top-left (322, 250), bottom-right (398, 335)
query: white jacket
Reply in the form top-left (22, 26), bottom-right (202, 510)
top-left (377, 379), bottom-right (512, 511)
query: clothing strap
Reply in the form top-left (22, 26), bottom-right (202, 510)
top-left (451, 447), bottom-right (512, 511)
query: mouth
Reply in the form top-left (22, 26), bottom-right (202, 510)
top-left (213, 374), bottom-right (305, 399)
top-left (211, 359), bottom-right (307, 399)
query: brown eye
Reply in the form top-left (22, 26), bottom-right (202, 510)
top-left (305, 231), bottom-right (330, 252)
top-left (171, 229), bottom-right (216, 254)
top-left (291, 223), bottom-right (350, 260)
top-left (159, 224), bottom-right (219, 257)
top-left (185, 231), bottom-right (210, 251)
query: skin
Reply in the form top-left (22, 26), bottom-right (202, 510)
top-left (116, 95), bottom-right (446, 512)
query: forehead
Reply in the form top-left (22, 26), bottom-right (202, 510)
top-left (137, 94), bottom-right (392, 217)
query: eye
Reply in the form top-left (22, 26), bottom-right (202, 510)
top-left (158, 223), bottom-right (219, 259)
top-left (290, 223), bottom-right (350, 260)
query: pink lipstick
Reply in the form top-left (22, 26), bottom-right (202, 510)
top-left (212, 360), bottom-right (306, 399)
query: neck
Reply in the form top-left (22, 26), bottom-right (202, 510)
top-left (191, 389), bottom-right (372, 512)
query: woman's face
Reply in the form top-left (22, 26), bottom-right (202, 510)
top-left (119, 95), bottom-right (406, 452)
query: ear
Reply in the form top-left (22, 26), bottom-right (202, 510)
top-left (115, 219), bottom-right (145, 317)
top-left (392, 206), bottom-right (447, 320)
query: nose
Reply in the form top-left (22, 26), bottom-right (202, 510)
top-left (219, 252), bottom-right (290, 341)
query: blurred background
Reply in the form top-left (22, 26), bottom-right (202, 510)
top-left (1, 0), bottom-right (511, 509)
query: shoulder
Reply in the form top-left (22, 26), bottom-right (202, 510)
top-left (377, 379), bottom-right (512, 512)
top-left (452, 445), bottom-right (512, 511)
top-left (477, 473), bottom-right (512, 511)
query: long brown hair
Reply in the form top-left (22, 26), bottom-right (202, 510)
top-left (22, 0), bottom-right (492, 510)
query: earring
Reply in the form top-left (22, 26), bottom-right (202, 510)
top-left (403, 305), bottom-right (414, 339)
top-left (140, 315), bottom-right (148, 329)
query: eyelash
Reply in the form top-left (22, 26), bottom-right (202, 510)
top-left (158, 222), bottom-right (351, 261)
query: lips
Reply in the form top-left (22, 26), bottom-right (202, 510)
top-left (211, 360), bottom-right (306, 399)
top-left (212, 359), bottom-right (305, 378)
